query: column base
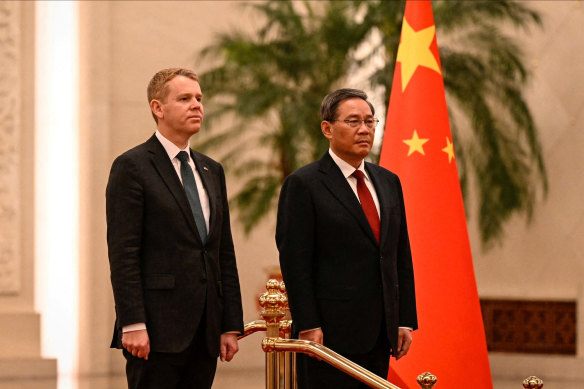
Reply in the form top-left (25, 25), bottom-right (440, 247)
top-left (0, 358), bottom-right (57, 389)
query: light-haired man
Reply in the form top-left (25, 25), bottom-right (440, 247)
top-left (107, 68), bottom-right (243, 389)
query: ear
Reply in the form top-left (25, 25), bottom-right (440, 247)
top-left (150, 99), bottom-right (164, 121)
top-left (321, 120), bottom-right (333, 140)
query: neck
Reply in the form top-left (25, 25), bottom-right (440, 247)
top-left (158, 127), bottom-right (190, 149)
top-left (330, 149), bottom-right (363, 169)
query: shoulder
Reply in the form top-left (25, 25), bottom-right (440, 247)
top-left (365, 162), bottom-right (400, 182)
top-left (283, 160), bottom-right (322, 189)
top-left (191, 149), bottom-right (220, 168)
top-left (110, 140), bottom-right (151, 172)
top-left (191, 149), bottom-right (223, 177)
top-left (290, 160), bottom-right (321, 178)
top-left (112, 136), bottom-right (157, 164)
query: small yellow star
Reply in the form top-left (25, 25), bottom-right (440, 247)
top-left (396, 18), bottom-right (442, 92)
top-left (442, 137), bottom-right (455, 163)
top-left (403, 130), bottom-right (429, 156)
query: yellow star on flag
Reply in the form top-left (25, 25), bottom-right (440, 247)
top-left (396, 18), bottom-right (441, 92)
top-left (442, 137), bottom-right (455, 163)
top-left (403, 130), bottom-right (429, 156)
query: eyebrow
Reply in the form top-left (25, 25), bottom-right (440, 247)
top-left (344, 114), bottom-right (374, 119)
top-left (176, 92), bottom-right (203, 99)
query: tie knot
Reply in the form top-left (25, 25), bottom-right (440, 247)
top-left (176, 151), bottom-right (189, 163)
top-left (352, 169), bottom-right (364, 181)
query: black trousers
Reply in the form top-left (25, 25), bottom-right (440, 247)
top-left (296, 326), bottom-right (391, 389)
top-left (124, 317), bottom-right (217, 389)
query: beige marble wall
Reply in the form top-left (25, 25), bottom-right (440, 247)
top-left (467, 0), bottom-right (584, 382)
top-left (74, 0), bottom-right (584, 386)
top-left (0, 1), bottom-right (56, 387)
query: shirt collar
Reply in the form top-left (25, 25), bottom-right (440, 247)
top-left (155, 130), bottom-right (191, 161)
top-left (328, 148), bottom-right (370, 181)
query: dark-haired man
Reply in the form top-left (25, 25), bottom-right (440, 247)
top-left (276, 88), bottom-right (418, 388)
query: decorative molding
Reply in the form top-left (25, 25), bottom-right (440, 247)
top-left (0, 1), bottom-right (21, 294)
top-left (481, 299), bottom-right (576, 355)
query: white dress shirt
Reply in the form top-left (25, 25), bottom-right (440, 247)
top-left (328, 149), bottom-right (380, 217)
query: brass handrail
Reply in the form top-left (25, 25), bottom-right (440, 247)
top-left (238, 320), bottom-right (267, 340)
top-left (244, 280), bottom-right (546, 388)
top-left (263, 338), bottom-right (402, 389)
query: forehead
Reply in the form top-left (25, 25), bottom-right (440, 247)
top-left (166, 75), bottom-right (202, 95)
top-left (336, 98), bottom-right (372, 117)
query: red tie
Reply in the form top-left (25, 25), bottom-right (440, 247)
top-left (352, 170), bottom-right (380, 242)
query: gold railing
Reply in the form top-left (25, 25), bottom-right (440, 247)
top-left (241, 279), bottom-right (543, 389)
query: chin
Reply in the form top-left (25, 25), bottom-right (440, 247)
top-left (355, 148), bottom-right (371, 158)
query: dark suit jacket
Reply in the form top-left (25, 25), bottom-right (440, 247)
top-left (276, 152), bottom-right (417, 356)
top-left (106, 134), bottom-right (243, 356)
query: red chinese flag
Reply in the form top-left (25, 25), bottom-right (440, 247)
top-left (380, 1), bottom-right (492, 388)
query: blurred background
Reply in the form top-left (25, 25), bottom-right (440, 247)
top-left (0, 1), bottom-right (582, 388)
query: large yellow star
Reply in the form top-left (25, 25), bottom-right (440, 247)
top-left (396, 19), bottom-right (441, 92)
top-left (403, 130), bottom-right (429, 156)
top-left (442, 137), bottom-right (455, 163)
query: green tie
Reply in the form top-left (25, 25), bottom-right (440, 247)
top-left (176, 151), bottom-right (207, 244)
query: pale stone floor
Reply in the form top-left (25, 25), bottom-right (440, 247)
top-left (1, 373), bottom-right (577, 389)
top-left (68, 372), bottom-right (579, 389)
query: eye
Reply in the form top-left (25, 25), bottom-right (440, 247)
top-left (365, 119), bottom-right (375, 126)
top-left (348, 120), bottom-right (360, 126)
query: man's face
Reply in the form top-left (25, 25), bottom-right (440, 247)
top-left (155, 75), bottom-right (204, 138)
top-left (322, 98), bottom-right (375, 167)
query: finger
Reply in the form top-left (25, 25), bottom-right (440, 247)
top-left (397, 337), bottom-right (404, 353)
top-left (220, 343), bottom-right (226, 362)
top-left (402, 339), bottom-right (411, 355)
top-left (137, 345), bottom-right (149, 360)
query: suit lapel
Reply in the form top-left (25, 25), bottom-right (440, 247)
top-left (366, 163), bottom-right (390, 245)
top-left (318, 153), bottom-right (378, 246)
top-left (145, 135), bottom-right (200, 239)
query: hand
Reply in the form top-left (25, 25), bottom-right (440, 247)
top-left (220, 333), bottom-right (239, 362)
top-left (122, 329), bottom-right (150, 360)
top-left (298, 328), bottom-right (324, 344)
top-left (299, 328), bottom-right (324, 359)
top-left (395, 328), bottom-right (412, 360)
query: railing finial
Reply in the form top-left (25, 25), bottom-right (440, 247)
top-left (416, 372), bottom-right (437, 388)
top-left (523, 376), bottom-right (543, 388)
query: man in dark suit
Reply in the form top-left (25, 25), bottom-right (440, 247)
top-left (106, 67), bottom-right (244, 389)
top-left (276, 88), bottom-right (418, 388)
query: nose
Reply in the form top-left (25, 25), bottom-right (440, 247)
top-left (357, 122), bottom-right (370, 133)
top-left (190, 99), bottom-right (202, 110)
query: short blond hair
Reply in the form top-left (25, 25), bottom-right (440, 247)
top-left (147, 68), bottom-right (199, 123)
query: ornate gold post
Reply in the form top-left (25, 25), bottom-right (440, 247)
top-left (416, 372), bottom-right (437, 388)
top-left (260, 279), bottom-right (288, 389)
top-left (278, 281), bottom-right (296, 389)
top-left (523, 376), bottom-right (543, 388)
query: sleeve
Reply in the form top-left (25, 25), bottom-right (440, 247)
top-left (106, 154), bottom-right (147, 328)
top-left (275, 173), bottom-right (321, 332)
top-left (216, 164), bottom-right (244, 334)
top-left (394, 175), bottom-right (418, 330)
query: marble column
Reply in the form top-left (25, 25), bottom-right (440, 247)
top-left (0, 2), bottom-right (57, 388)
